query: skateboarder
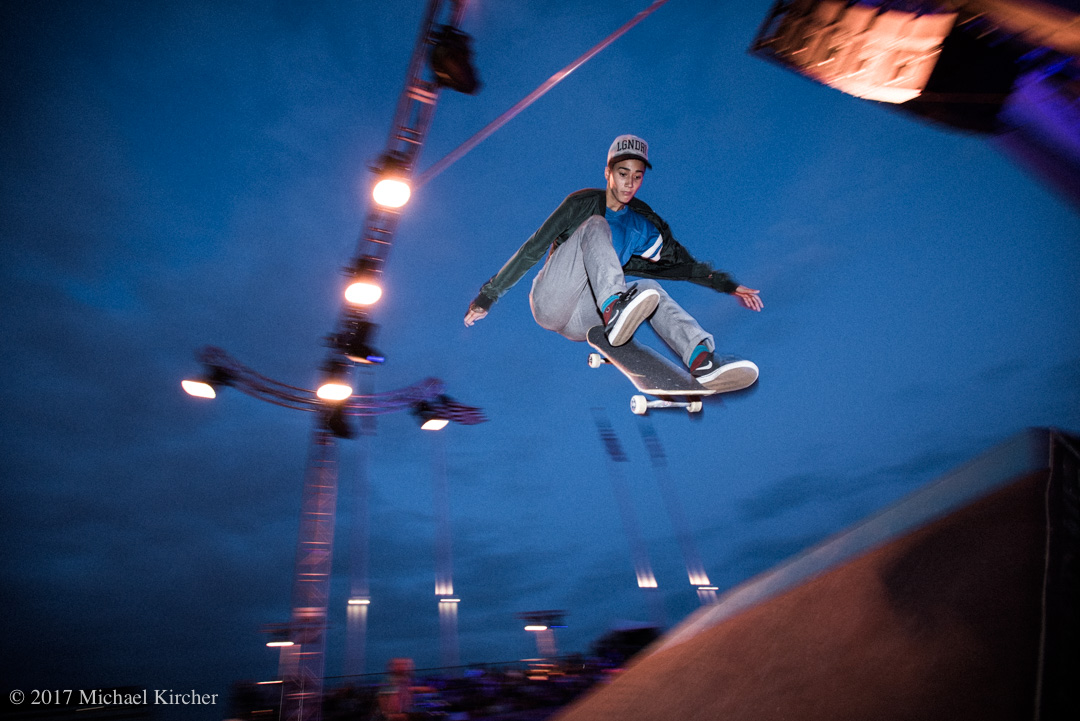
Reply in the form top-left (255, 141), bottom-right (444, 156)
top-left (464, 134), bottom-right (762, 389)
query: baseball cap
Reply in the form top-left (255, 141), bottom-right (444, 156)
top-left (607, 134), bottom-right (652, 169)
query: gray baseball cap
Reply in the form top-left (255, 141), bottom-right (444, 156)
top-left (607, 134), bottom-right (652, 169)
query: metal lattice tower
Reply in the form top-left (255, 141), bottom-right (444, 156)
top-left (345, 0), bottom-right (468, 274)
top-left (278, 429), bottom-right (340, 721)
top-left (280, 2), bottom-right (472, 719)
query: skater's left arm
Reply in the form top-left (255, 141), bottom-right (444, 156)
top-left (623, 201), bottom-right (762, 309)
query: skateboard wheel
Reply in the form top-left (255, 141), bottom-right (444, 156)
top-left (587, 353), bottom-right (604, 369)
top-left (688, 400), bottom-right (703, 413)
top-left (630, 395), bottom-right (648, 415)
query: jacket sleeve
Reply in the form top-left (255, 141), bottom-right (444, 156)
top-left (623, 244), bottom-right (739, 293)
top-left (471, 193), bottom-right (590, 311)
top-left (623, 200), bottom-right (740, 294)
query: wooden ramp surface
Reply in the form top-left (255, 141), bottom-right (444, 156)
top-left (554, 428), bottom-right (1079, 721)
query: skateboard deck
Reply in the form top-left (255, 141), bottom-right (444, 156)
top-left (586, 326), bottom-right (713, 397)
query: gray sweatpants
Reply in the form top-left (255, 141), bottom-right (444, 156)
top-left (529, 214), bottom-right (714, 366)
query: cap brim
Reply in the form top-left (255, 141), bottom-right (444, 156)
top-left (608, 153), bottom-right (652, 170)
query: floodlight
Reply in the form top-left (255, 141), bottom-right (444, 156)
top-left (373, 178), bottom-right (410, 208)
top-left (344, 256), bottom-right (384, 306)
top-left (344, 280), bottom-right (382, 306)
top-left (181, 364), bottom-right (234, 399)
top-left (371, 155), bottom-right (411, 209)
top-left (182, 380), bottom-right (217, 399)
top-left (316, 358), bottom-right (353, 402)
top-left (412, 400), bottom-right (449, 431)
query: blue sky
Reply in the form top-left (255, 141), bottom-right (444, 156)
top-left (2, 1), bottom-right (1078, 718)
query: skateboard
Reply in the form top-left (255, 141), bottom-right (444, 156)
top-left (586, 325), bottom-right (757, 415)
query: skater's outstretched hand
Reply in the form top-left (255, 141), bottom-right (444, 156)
top-left (464, 304), bottom-right (488, 327)
top-left (734, 285), bottom-right (763, 311)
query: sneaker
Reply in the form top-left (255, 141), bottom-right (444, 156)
top-left (603, 284), bottom-right (660, 346)
top-left (690, 350), bottom-right (759, 392)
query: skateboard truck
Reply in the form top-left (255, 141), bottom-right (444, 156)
top-left (630, 394), bottom-right (703, 415)
top-left (587, 349), bottom-right (706, 415)
top-left (585, 326), bottom-right (755, 416)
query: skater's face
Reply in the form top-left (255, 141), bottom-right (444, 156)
top-left (604, 158), bottom-right (645, 210)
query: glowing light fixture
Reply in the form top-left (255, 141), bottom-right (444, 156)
top-left (344, 256), bottom-right (384, 306)
top-left (266, 640), bottom-right (295, 648)
top-left (371, 154), bottom-right (412, 209)
top-left (345, 280), bottom-right (382, 306)
top-left (316, 358), bottom-right (353, 402)
top-left (413, 400), bottom-right (450, 431)
top-left (317, 382), bottom-right (352, 402)
top-left (372, 177), bottom-right (411, 208)
top-left (182, 379), bottom-right (217, 399)
top-left (524, 625), bottom-right (548, 632)
top-left (181, 364), bottom-right (234, 399)
top-left (348, 597), bottom-right (371, 606)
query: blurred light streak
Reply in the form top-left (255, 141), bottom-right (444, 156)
top-left (415, 0), bottom-right (673, 189)
top-left (592, 409), bottom-right (662, 624)
top-left (640, 420), bottom-right (715, 604)
top-left (438, 596), bottom-right (460, 668)
top-left (636, 571), bottom-right (659, 589)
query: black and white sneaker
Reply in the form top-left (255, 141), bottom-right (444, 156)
top-left (602, 284), bottom-right (660, 346)
top-left (690, 351), bottom-right (759, 392)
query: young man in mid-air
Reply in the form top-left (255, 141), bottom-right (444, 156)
top-left (464, 134), bottom-right (762, 389)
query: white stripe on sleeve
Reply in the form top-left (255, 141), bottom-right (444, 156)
top-left (640, 233), bottom-right (664, 262)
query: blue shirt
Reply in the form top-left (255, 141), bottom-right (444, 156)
top-left (605, 205), bottom-right (664, 266)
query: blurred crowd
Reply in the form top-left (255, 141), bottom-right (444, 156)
top-left (232, 655), bottom-right (618, 721)
top-left (229, 626), bottom-right (659, 720)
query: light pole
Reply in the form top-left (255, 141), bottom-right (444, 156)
top-left (184, 347), bottom-right (484, 720)
top-left (185, 3), bottom-right (484, 718)
top-left (518, 611), bottom-right (567, 660)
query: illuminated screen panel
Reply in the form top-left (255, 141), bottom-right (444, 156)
top-left (753, 0), bottom-right (957, 103)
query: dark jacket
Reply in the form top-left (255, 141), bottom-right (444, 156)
top-left (471, 189), bottom-right (739, 311)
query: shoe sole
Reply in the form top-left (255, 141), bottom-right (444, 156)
top-left (607, 289), bottom-right (660, 346)
top-left (696, 359), bottom-right (759, 392)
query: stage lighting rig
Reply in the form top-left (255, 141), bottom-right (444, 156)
top-left (429, 25), bottom-right (480, 94)
top-left (333, 316), bottom-right (385, 366)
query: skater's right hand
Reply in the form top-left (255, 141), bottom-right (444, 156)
top-left (464, 304), bottom-right (488, 327)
